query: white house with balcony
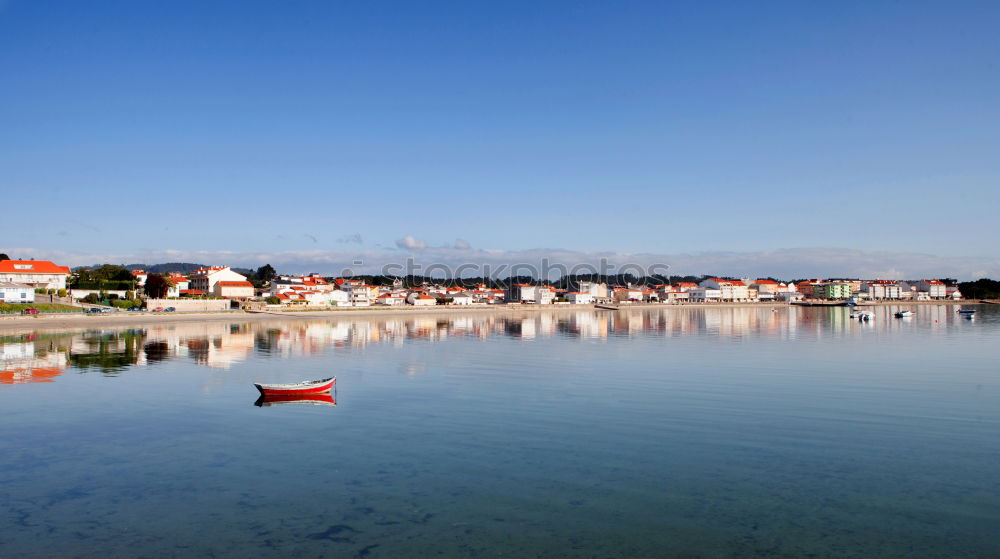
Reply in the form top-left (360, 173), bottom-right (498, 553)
top-left (189, 266), bottom-right (249, 294)
top-left (688, 288), bottom-right (722, 302)
top-left (339, 282), bottom-right (372, 306)
top-left (575, 281), bottom-right (611, 302)
top-left (699, 278), bottom-right (751, 302)
top-left (917, 280), bottom-right (947, 299)
top-left (0, 260), bottom-right (71, 290)
top-left (862, 281), bottom-right (902, 300)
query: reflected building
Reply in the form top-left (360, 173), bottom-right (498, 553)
top-left (0, 304), bottom-right (982, 385)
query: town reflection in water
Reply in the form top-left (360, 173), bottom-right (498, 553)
top-left (0, 304), bottom-right (975, 384)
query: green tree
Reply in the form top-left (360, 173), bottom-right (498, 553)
top-left (0, 253), bottom-right (9, 260)
top-left (958, 278), bottom-right (1000, 299)
top-left (256, 264), bottom-right (277, 283)
top-left (143, 274), bottom-right (173, 299)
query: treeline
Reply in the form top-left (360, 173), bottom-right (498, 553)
top-left (958, 279), bottom-right (1000, 299)
top-left (71, 264), bottom-right (137, 290)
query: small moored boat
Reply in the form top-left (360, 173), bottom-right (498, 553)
top-left (894, 310), bottom-right (914, 318)
top-left (254, 377), bottom-right (335, 396)
top-left (856, 312), bottom-right (873, 321)
top-left (957, 309), bottom-right (976, 315)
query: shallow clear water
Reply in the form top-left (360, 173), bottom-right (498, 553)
top-left (1, 305), bottom-right (998, 558)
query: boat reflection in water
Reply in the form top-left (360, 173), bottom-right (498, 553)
top-left (254, 392), bottom-right (337, 407)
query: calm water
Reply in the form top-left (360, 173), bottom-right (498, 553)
top-left (1, 305), bottom-right (998, 558)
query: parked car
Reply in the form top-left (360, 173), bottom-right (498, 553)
top-left (99, 307), bottom-right (115, 313)
top-left (126, 306), bottom-right (143, 312)
top-left (21, 308), bottom-right (39, 315)
top-left (86, 308), bottom-right (102, 314)
top-left (152, 307), bottom-right (164, 312)
top-left (164, 307), bottom-right (176, 312)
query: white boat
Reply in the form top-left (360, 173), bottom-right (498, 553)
top-left (856, 312), bottom-right (873, 321)
top-left (894, 310), bottom-right (914, 318)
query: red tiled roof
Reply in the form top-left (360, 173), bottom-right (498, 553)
top-left (180, 289), bottom-right (206, 295)
top-left (218, 281), bottom-right (253, 287)
top-left (0, 260), bottom-right (71, 275)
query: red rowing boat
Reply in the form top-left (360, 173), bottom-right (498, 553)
top-left (253, 377), bottom-right (335, 396)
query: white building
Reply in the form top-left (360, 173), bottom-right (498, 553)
top-left (0, 260), bottom-right (71, 290)
top-left (408, 293), bottom-right (437, 306)
top-left (862, 281), bottom-right (902, 300)
top-left (449, 292), bottom-right (474, 305)
top-left (375, 294), bottom-right (405, 306)
top-left (506, 284), bottom-right (555, 304)
top-left (776, 291), bottom-right (804, 302)
top-left (339, 282), bottom-right (373, 306)
top-left (270, 274), bottom-right (334, 296)
top-left (751, 280), bottom-right (779, 300)
top-left (165, 275), bottom-right (190, 298)
top-left (131, 269), bottom-right (148, 287)
top-left (215, 281), bottom-right (255, 298)
top-left (660, 290), bottom-right (690, 303)
top-left (0, 282), bottom-right (34, 303)
top-left (613, 287), bottom-right (643, 303)
top-left (575, 281), bottom-right (611, 301)
top-left (688, 288), bottom-right (722, 302)
top-left (917, 280), bottom-right (947, 299)
top-left (699, 278), bottom-right (751, 302)
top-left (189, 266), bottom-right (249, 294)
top-left (565, 291), bottom-right (594, 305)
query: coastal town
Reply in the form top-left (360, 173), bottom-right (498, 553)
top-left (0, 258), bottom-right (968, 312)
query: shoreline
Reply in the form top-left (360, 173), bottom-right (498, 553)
top-left (0, 300), bottom-right (982, 333)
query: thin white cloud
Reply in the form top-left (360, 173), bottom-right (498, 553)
top-left (454, 239), bottom-right (472, 250)
top-left (395, 236), bottom-right (428, 250)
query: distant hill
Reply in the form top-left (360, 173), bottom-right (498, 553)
top-left (124, 262), bottom-right (208, 274)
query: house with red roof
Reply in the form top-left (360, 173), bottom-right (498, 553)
top-left (0, 260), bottom-right (71, 290)
top-left (917, 279), bottom-right (947, 299)
top-left (190, 266), bottom-right (249, 294)
top-left (407, 292), bottom-right (437, 306)
top-left (699, 278), bottom-right (752, 301)
top-left (565, 291), bottom-right (594, 305)
top-left (215, 281), bottom-right (254, 298)
top-left (376, 293), bottom-right (405, 306)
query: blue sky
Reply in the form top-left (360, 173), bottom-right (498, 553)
top-left (2, 1), bottom-right (998, 278)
